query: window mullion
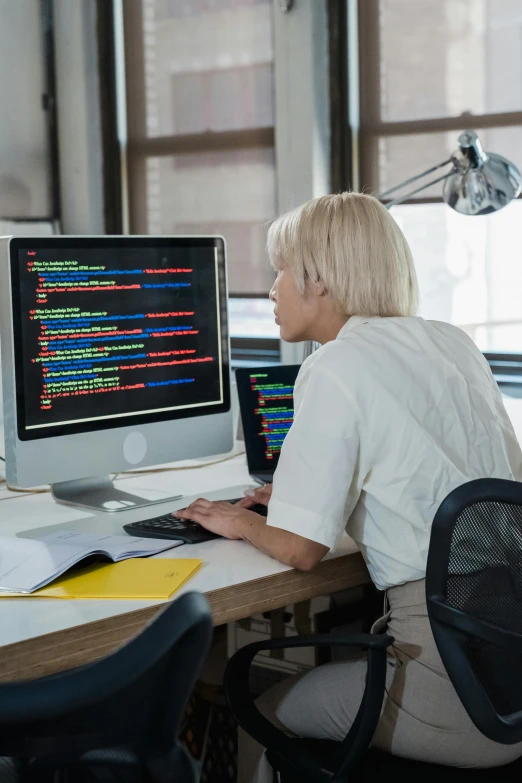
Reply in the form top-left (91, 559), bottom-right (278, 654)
top-left (272, 0), bottom-right (330, 364)
top-left (127, 128), bottom-right (275, 157)
top-left (364, 111), bottom-right (522, 137)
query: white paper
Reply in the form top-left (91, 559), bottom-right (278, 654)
top-left (0, 530), bottom-right (182, 593)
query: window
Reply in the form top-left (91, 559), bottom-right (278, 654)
top-left (122, 0), bottom-right (278, 354)
top-left (119, 0), bottom-right (331, 364)
top-left (357, 0), bottom-right (522, 368)
top-left (0, 0), bottom-right (57, 220)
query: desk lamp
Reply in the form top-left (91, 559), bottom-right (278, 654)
top-left (377, 130), bottom-right (522, 214)
top-left (301, 131), bottom-right (522, 359)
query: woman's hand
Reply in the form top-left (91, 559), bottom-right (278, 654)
top-left (176, 487), bottom-right (327, 572)
top-left (237, 483), bottom-right (273, 509)
top-left (175, 499), bottom-right (264, 540)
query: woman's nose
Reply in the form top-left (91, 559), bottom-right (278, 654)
top-left (269, 283), bottom-right (276, 302)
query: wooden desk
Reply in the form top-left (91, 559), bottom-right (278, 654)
top-left (0, 449), bottom-right (369, 682)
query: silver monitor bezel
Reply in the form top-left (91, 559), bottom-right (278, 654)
top-left (0, 235), bottom-right (233, 488)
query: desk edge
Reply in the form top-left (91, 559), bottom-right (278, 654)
top-left (0, 552), bottom-right (369, 682)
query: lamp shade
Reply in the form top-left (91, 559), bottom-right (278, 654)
top-left (443, 131), bottom-right (522, 216)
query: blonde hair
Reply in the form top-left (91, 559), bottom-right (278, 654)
top-left (267, 192), bottom-right (419, 317)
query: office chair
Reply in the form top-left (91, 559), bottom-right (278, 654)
top-left (224, 478), bottom-right (522, 782)
top-left (0, 591), bottom-right (212, 783)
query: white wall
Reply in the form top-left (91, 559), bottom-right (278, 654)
top-left (0, 0), bottom-right (52, 218)
top-left (52, 0), bottom-right (104, 234)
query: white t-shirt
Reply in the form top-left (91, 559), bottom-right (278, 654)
top-left (267, 316), bottom-right (522, 591)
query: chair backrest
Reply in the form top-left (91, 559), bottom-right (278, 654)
top-left (426, 478), bottom-right (522, 745)
top-left (0, 591), bottom-right (212, 769)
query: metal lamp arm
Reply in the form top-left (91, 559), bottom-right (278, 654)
top-left (383, 170), bottom-right (453, 208)
top-left (377, 157), bottom-right (453, 208)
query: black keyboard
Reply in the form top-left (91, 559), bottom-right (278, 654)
top-left (123, 498), bottom-right (268, 544)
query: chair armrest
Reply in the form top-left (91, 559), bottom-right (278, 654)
top-left (230, 633), bottom-right (392, 655)
top-left (224, 633), bottom-right (394, 782)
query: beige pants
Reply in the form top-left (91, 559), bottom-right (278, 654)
top-left (239, 579), bottom-right (522, 783)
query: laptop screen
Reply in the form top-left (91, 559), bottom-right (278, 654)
top-left (235, 364), bottom-right (300, 478)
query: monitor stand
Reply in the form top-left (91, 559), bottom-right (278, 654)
top-left (51, 475), bottom-right (183, 513)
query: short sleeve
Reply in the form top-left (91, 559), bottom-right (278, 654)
top-left (266, 364), bottom-right (361, 550)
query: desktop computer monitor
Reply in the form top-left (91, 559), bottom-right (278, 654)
top-left (0, 236), bottom-right (232, 512)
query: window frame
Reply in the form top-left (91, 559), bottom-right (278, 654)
top-left (331, 0), bottom-right (522, 378)
top-left (120, 0), bottom-right (276, 253)
top-left (41, 0), bottom-right (61, 222)
top-left (357, 0), bottom-right (522, 202)
top-left (100, 0), bottom-right (280, 362)
top-left (106, 0), bottom-right (331, 366)
top-left (97, 0), bottom-right (124, 235)
top-left (483, 353), bottom-right (522, 398)
top-left (228, 291), bottom-right (280, 366)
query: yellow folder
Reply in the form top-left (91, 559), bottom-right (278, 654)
top-left (1, 558), bottom-right (202, 599)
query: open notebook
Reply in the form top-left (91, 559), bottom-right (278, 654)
top-left (0, 530), bottom-right (183, 594)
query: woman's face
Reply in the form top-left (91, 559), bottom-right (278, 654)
top-left (269, 266), bottom-right (319, 343)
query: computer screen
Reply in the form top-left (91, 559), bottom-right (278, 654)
top-left (9, 237), bottom-right (230, 441)
top-left (235, 365), bottom-right (299, 475)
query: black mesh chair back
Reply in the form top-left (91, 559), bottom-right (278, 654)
top-left (426, 478), bottom-right (522, 745)
top-left (0, 591), bottom-right (212, 781)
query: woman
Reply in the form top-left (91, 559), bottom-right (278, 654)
top-left (177, 192), bottom-right (522, 777)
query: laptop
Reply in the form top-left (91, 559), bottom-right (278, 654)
top-left (235, 364), bottom-right (300, 484)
